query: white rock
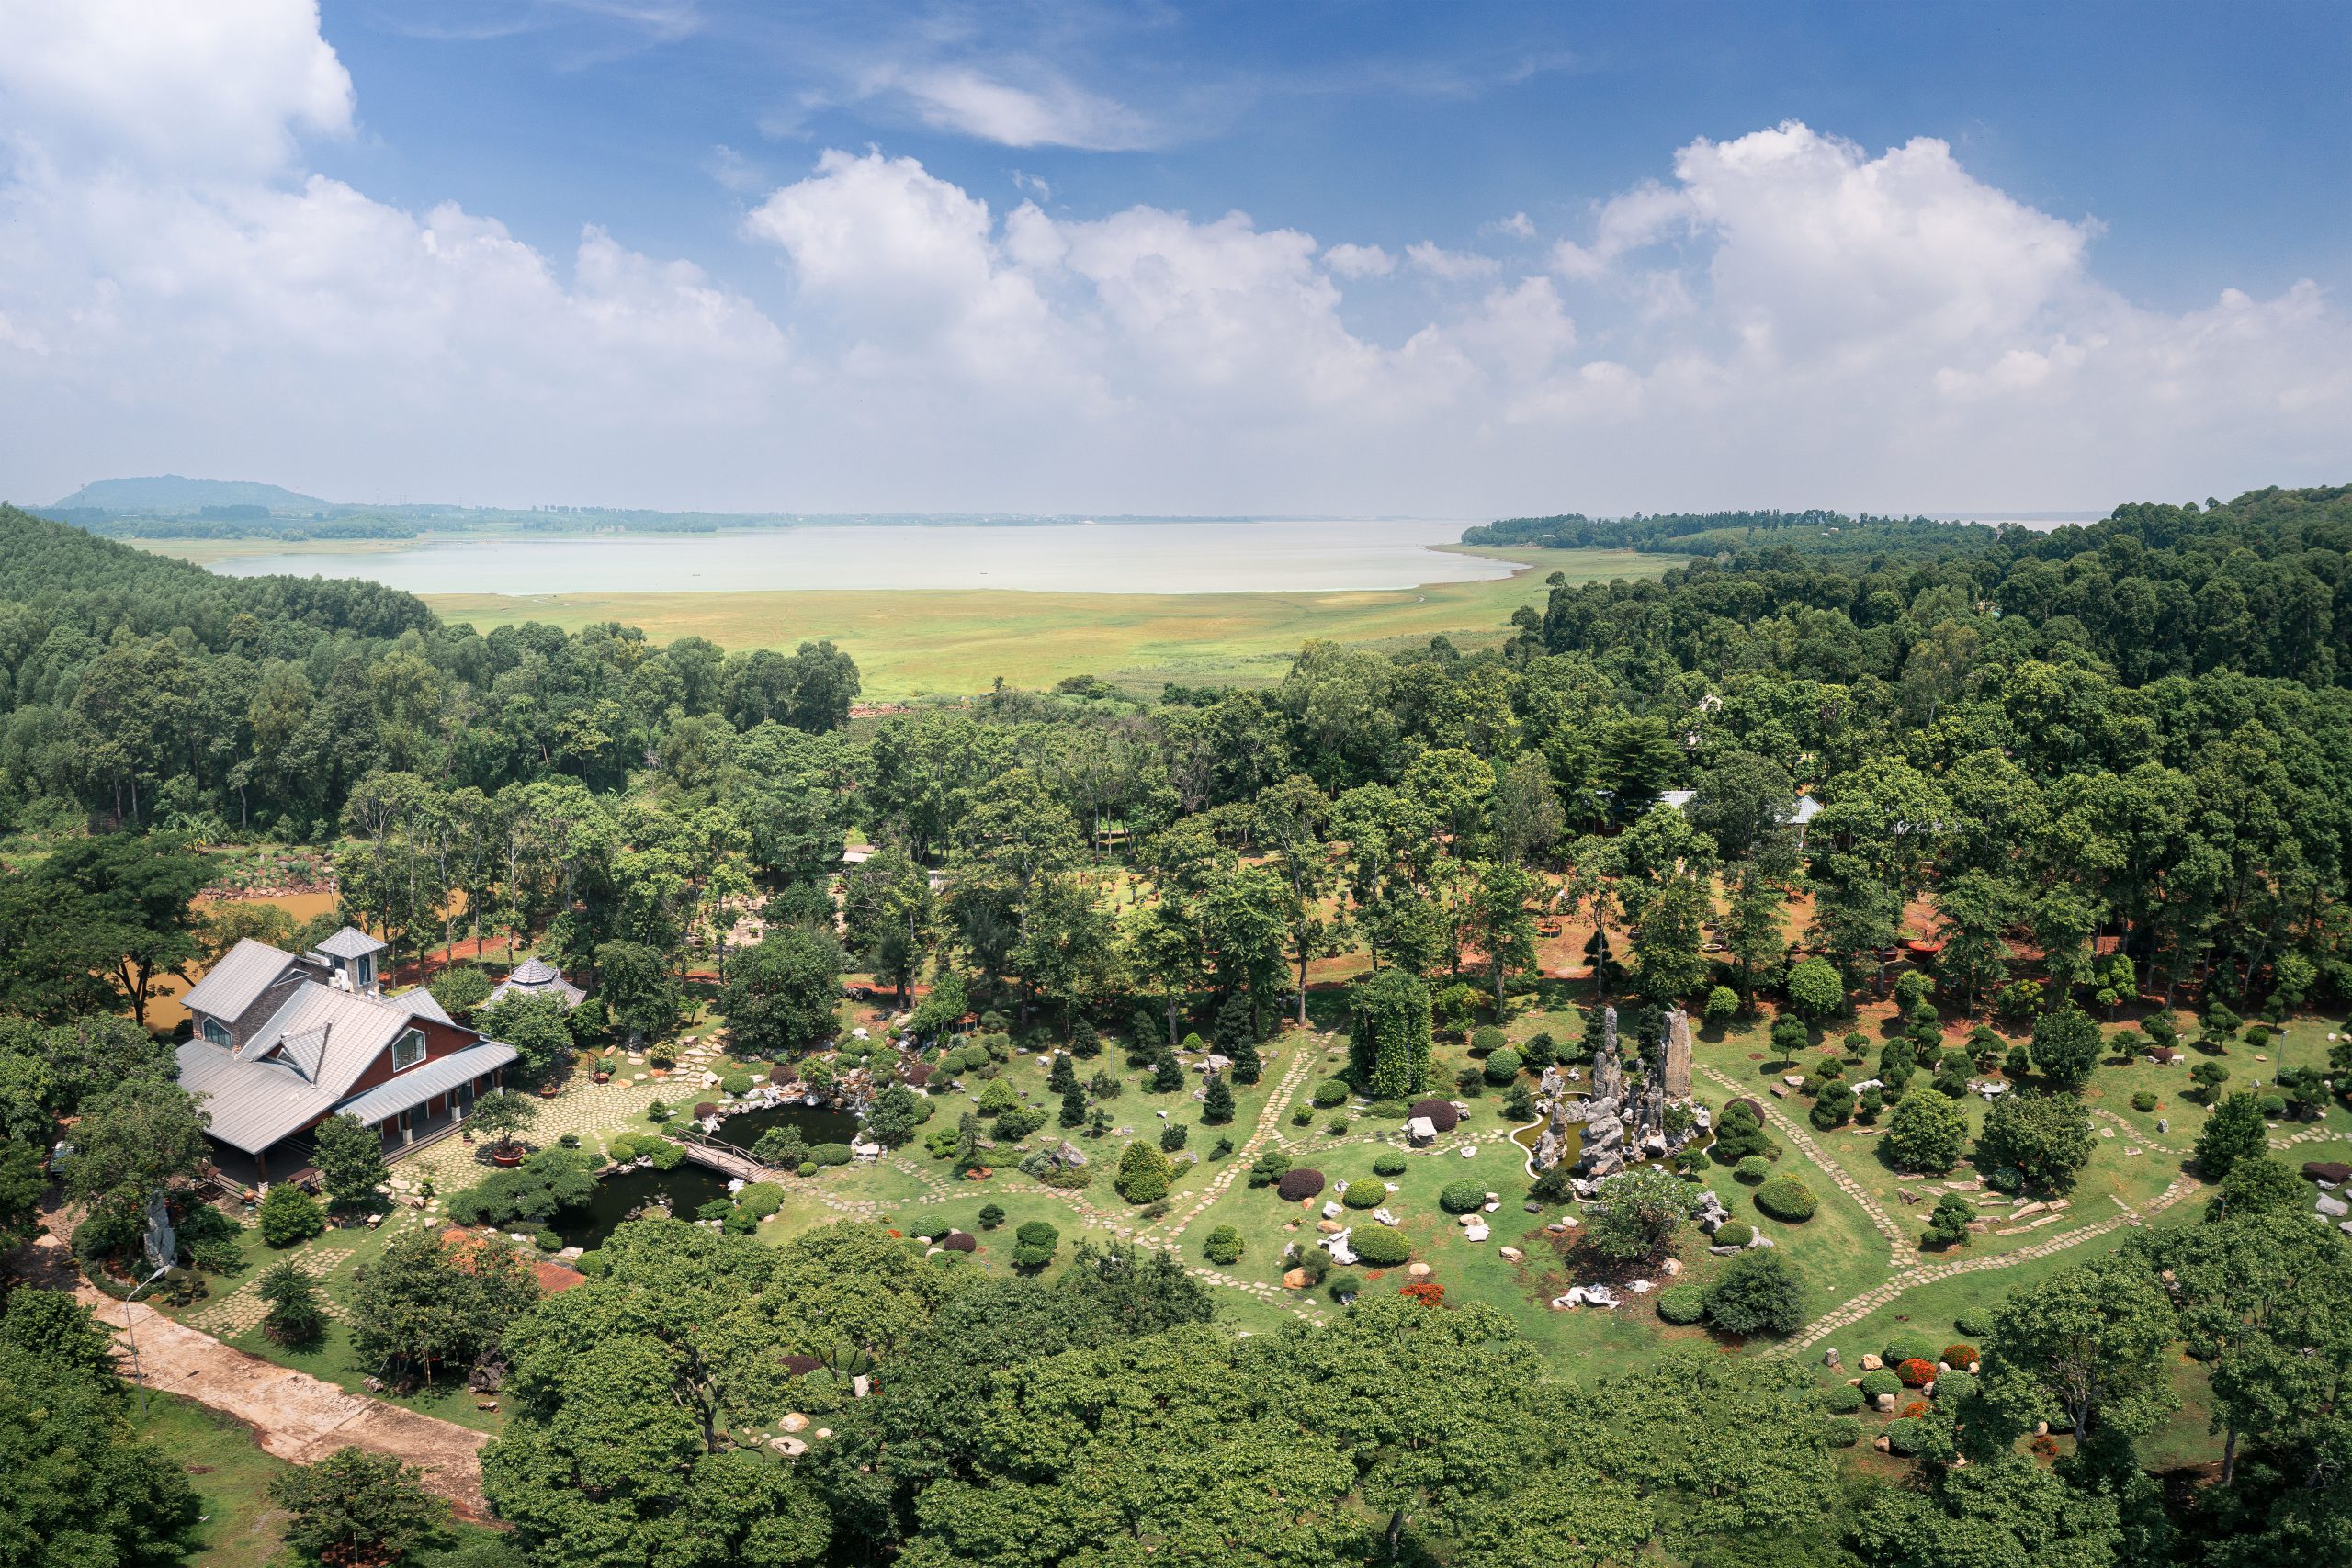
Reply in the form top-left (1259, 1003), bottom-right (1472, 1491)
top-left (1459, 1146), bottom-right (1478, 1159)
top-left (1463, 1223), bottom-right (1490, 1241)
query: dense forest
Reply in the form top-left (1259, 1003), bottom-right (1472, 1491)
top-left (4, 489), bottom-right (2351, 1568)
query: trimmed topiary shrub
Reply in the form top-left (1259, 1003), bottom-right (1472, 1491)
top-left (1753, 1175), bottom-right (1817, 1223)
top-left (1896, 1358), bottom-right (1938, 1388)
top-left (1951, 1310), bottom-right (1990, 1338)
top-left (1713, 1221), bottom-right (1755, 1248)
top-left (938, 1231), bottom-right (978, 1252)
top-left (720, 1072), bottom-right (753, 1097)
top-left (1941, 1342), bottom-right (1980, 1368)
top-left (1470, 1026), bottom-right (1507, 1055)
top-left (1859, 1369), bottom-right (1903, 1401)
top-left (1733, 1155), bottom-right (1771, 1184)
top-left (2131, 1090), bottom-right (2158, 1113)
top-left (1438, 1179), bottom-right (1489, 1213)
top-left (810, 1142), bottom-right (854, 1167)
top-left (1274, 1168), bottom-right (1326, 1202)
top-left (1350, 1225), bottom-right (1410, 1267)
top-left (1312, 1077), bottom-right (1353, 1108)
top-left (1656, 1283), bottom-right (1706, 1325)
top-left (736, 1182), bottom-right (785, 1218)
top-left (1931, 1369), bottom-right (1976, 1405)
top-left (1408, 1098), bottom-right (1460, 1133)
top-left (259, 1183), bottom-right (324, 1247)
top-left (1203, 1224), bottom-right (1244, 1266)
top-left (1884, 1332), bottom-right (1939, 1368)
top-left (1482, 1047), bottom-right (1522, 1084)
top-left (1822, 1382), bottom-right (1865, 1414)
top-left (1341, 1179), bottom-right (1385, 1210)
top-left (1373, 1151), bottom-right (1408, 1177)
top-left (1115, 1141), bottom-right (1174, 1203)
top-left (1012, 1220), bottom-right (1059, 1269)
top-left (1824, 1417), bottom-right (1862, 1449)
top-left (1883, 1417), bottom-right (1931, 1458)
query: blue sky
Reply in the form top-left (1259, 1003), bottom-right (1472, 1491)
top-left (0, 1), bottom-right (2346, 515)
top-left (328, 1), bottom-right (2346, 314)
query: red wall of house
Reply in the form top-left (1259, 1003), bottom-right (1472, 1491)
top-left (342, 1015), bottom-right (481, 1098)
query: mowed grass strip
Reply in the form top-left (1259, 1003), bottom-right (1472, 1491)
top-left (414, 547), bottom-right (1673, 698)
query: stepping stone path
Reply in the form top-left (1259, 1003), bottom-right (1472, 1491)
top-left (1766, 1172), bottom-right (2199, 1358)
top-left (190, 1243), bottom-right (357, 1337)
top-left (1698, 1066), bottom-right (1917, 1268)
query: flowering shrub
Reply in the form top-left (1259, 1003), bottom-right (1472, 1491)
top-left (1941, 1343), bottom-right (1980, 1367)
top-left (1897, 1358), bottom-right (1938, 1388)
top-left (1398, 1280), bottom-right (1445, 1307)
top-left (1901, 1400), bottom-right (1931, 1419)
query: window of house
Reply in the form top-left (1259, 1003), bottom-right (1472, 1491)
top-left (354, 955), bottom-right (374, 989)
top-left (392, 1029), bottom-right (425, 1071)
top-left (200, 1016), bottom-right (231, 1046)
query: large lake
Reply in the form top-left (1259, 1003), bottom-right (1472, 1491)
top-left (199, 518), bottom-right (1509, 596)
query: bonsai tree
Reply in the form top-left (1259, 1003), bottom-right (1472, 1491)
top-left (466, 1091), bottom-right (538, 1159)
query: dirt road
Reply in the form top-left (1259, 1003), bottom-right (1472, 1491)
top-left (89, 1292), bottom-right (492, 1515)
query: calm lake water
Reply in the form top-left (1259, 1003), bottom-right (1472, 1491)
top-left (200, 519), bottom-right (1504, 595)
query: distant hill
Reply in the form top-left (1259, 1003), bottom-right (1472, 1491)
top-left (50, 475), bottom-right (330, 513)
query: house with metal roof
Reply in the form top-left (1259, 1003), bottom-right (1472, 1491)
top-left (177, 925), bottom-right (516, 1184)
top-left (484, 955), bottom-right (586, 1010)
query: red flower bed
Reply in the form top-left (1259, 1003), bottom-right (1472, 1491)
top-left (1398, 1280), bottom-right (1445, 1308)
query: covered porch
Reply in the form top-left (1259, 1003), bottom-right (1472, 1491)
top-left (335, 1042), bottom-right (519, 1161)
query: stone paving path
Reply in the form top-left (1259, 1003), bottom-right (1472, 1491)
top-left (1769, 1171), bottom-right (2199, 1357)
top-left (1698, 1066), bottom-right (1917, 1268)
top-left (188, 1243), bottom-right (358, 1337)
top-left (2090, 1106), bottom-right (2175, 1155)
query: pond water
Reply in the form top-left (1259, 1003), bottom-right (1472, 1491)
top-left (547, 1100), bottom-right (863, 1249)
top-left (190, 519), bottom-right (1505, 596)
top-left (1510, 1112), bottom-right (1580, 1177)
top-left (548, 1161), bottom-right (733, 1249)
top-left (710, 1100), bottom-right (861, 1149)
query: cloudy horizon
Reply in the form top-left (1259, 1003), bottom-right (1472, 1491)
top-left (1, 1), bottom-right (2346, 519)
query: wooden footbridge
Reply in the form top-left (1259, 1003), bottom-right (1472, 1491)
top-left (672, 1126), bottom-right (778, 1182)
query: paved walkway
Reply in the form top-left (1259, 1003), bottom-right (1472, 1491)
top-left (58, 1260), bottom-right (492, 1517)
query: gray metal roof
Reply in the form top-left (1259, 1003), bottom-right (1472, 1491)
top-left (176, 978), bottom-right (468, 1153)
top-left (314, 926), bottom-right (389, 959)
top-left (509, 956), bottom-right (560, 985)
top-left (487, 968), bottom-right (586, 1010)
top-left (181, 938), bottom-right (298, 1024)
top-left (334, 1043), bottom-right (517, 1125)
top-left (400, 987), bottom-right (455, 1025)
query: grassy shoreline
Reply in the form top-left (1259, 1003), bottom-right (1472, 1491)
top-left (412, 546), bottom-right (1668, 697)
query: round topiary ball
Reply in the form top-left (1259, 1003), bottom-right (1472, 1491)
top-left (1341, 1180), bottom-right (1385, 1211)
top-left (1372, 1151), bottom-right (1408, 1177)
top-left (1275, 1168), bottom-right (1327, 1202)
top-left (1753, 1175), bottom-right (1817, 1223)
top-left (939, 1231), bottom-right (977, 1253)
top-left (1311, 1077), bottom-right (1353, 1108)
top-left (1884, 1332), bottom-right (1939, 1368)
top-left (1470, 1026), bottom-right (1507, 1055)
top-left (1713, 1221), bottom-right (1755, 1248)
top-left (1351, 1225), bottom-right (1410, 1267)
top-left (1883, 1417), bottom-right (1930, 1457)
top-left (1656, 1283), bottom-right (1706, 1325)
top-left (1896, 1358), bottom-right (1938, 1388)
top-left (1858, 1369), bottom-right (1903, 1401)
top-left (1734, 1155), bottom-right (1771, 1184)
top-left (1951, 1311), bottom-right (1990, 1338)
top-left (1482, 1047), bottom-right (1522, 1084)
top-left (1438, 1179), bottom-right (1488, 1213)
top-left (1821, 1382), bottom-right (1865, 1414)
top-left (1408, 1098), bottom-right (1460, 1133)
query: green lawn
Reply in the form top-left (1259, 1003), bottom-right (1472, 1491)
top-left (136, 1394), bottom-right (296, 1568)
top-left (399, 546), bottom-right (1674, 698)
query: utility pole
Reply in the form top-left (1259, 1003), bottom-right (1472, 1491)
top-left (121, 1262), bottom-right (174, 1420)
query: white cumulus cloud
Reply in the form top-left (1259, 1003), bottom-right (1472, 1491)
top-left (0, 10), bottom-right (2343, 517)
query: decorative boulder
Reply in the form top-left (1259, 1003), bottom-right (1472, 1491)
top-left (1409, 1098), bottom-right (1461, 1133)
